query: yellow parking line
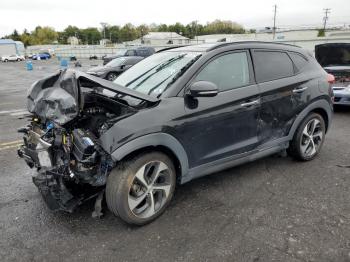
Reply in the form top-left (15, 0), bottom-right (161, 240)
top-left (0, 140), bottom-right (22, 146)
top-left (0, 144), bottom-right (21, 151)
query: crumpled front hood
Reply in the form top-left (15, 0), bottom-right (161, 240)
top-left (26, 69), bottom-right (159, 125)
top-left (27, 70), bottom-right (81, 125)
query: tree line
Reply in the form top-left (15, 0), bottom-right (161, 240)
top-left (2, 20), bottom-right (250, 46)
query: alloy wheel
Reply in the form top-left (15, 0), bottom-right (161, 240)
top-left (300, 118), bottom-right (324, 158)
top-left (128, 161), bottom-right (172, 219)
top-left (107, 73), bottom-right (117, 81)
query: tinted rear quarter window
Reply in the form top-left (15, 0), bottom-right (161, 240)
top-left (253, 51), bottom-right (294, 82)
top-left (289, 52), bottom-right (308, 72)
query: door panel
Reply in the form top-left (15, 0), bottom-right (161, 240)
top-left (252, 49), bottom-right (310, 145)
top-left (180, 84), bottom-right (260, 168)
top-left (258, 76), bottom-right (308, 144)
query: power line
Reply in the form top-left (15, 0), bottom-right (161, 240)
top-left (323, 8), bottom-right (331, 31)
top-left (272, 4), bottom-right (277, 40)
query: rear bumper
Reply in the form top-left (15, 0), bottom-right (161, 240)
top-left (333, 89), bottom-right (350, 105)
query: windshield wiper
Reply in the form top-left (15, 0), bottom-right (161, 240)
top-left (158, 54), bottom-right (202, 96)
top-left (155, 54), bottom-right (186, 71)
top-left (147, 55), bottom-right (201, 97)
top-left (131, 54), bottom-right (187, 90)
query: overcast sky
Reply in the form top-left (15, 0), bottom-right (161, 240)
top-left (0, 0), bottom-right (349, 36)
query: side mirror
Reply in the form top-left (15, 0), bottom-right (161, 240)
top-left (188, 81), bottom-right (218, 97)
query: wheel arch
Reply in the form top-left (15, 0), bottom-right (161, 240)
top-left (288, 99), bottom-right (332, 139)
top-left (110, 133), bottom-right (189, 183)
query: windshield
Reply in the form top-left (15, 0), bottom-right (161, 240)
top-left (113, 51), bottom-right (201, 97)
top-left (106, 57), bottom-right (126, 67)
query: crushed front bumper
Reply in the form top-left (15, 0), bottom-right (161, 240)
top-left (32, 171), bottom-right (82, 212)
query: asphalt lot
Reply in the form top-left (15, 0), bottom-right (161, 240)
top-left (0, 58), bottom-right (349, 262)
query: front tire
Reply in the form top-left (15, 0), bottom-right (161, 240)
top-left (106, 72), bottom-right (118, 81)
top-left (287, 113), bottom-right (326, 161)
top-left (106, 152), bottom-right (176, 225)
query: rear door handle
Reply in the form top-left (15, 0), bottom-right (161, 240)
top-left (293, 86), bottom-right (308, 93)
top-left (240, 99), bottom-right (260, 107)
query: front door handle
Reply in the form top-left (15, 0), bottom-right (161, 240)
top-left (293, 86), bottom-right (308, 93)
top-left (240, 99), bottom-right (260, 107)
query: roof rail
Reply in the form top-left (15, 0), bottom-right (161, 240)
top-left (207, 41), bottom-right (301, 51)
top-left (156, 45), bottom-right (187, 53)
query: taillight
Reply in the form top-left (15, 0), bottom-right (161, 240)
top-left (327, 73), bottom-right (335, 84)
top-left (326, 73), bottom-right (335, 104)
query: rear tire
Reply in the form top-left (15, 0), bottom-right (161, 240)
top-left (287, 113), bottom-right (326, 161)
top-left (106, 152), bottom-right (176, 225)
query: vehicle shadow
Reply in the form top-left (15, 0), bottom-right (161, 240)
top-left (49, 153), bottom-right (292, 229)
top-left (333, 105), bottom-right (350, 113)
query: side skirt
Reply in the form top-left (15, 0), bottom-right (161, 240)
top-left (181, 141), bottom-right (288, 184)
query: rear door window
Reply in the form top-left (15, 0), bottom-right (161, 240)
top-left (289, 52), bottom-right (308, 72)
top-left (137, 50), bottom-right (149, 57)
top-left (194, 52), bottom-right (250, 92)
top-left (126, 50), bottom-right (136, 56)
top-left (253, 51), bottom-right (294, 82)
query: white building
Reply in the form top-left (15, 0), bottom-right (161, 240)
top-left (128, 32), bottom-right (190, 46)
top-left (67, 36), bottom-right (79, 45)
top-left (0, 39), bottom-right (25, 56)
top-left (196, 29), bottom-right (350, 53)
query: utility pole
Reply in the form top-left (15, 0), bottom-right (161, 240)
top-left (272, 4), bottom-right (277, 40)
top-left (100, 22), bottom-right (107, 39)
top-left (195, 20), bottom-right (199, 44)
top-left (323, 8), bottom-right (331, 31)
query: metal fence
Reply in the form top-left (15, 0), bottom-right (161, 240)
top-left (25, 36), bottom-right (350, 58)
top-left (26, 44), bottom-right (180, 59)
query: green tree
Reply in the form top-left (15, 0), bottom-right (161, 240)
top-left (157, 24), bottom-right (168, 32)
top-left (11, 29), bottom-right (21, 41)
top-left (137, 24), bottom-right (150, 38)
top-left (106, 26), bottom-right (121, 43)
top-left (203, 20), bottom-right (244, 34)
top-left (120, 23), bottom-right (138, 42)
top-left (61, 25), bottom-right (81, 43)
top-left (317, 29), bottom-right (325, 37)
top-left (20, 29), bottom-right (33, 46)
top-left (81, 27), bottom-right (101, 45)
top-left (31, 26), bottom-right (58, 44)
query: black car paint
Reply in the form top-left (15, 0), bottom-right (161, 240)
top-left (19, 42), bottom-right (333, 211)
top-left (99, 42), bottom-right (332, 183)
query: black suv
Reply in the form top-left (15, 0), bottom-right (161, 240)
top-left (102, 46), bottom-right (155, 65)
top-left (19, 42), bottom-right (333, 225)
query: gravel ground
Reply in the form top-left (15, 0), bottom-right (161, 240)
top-left (0, 59), bottom-right (349, 262)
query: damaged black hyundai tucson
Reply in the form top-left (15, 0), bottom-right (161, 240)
top-left (18, 42), bottom-right (333, 225)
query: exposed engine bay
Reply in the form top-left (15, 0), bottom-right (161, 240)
top-left (17, 69), bottom-right (157, 214)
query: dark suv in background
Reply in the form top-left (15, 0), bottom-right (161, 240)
top-left (103, 46), bottom-right (155, 65)
top-left (19, 42), bottom-right (333, 225)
